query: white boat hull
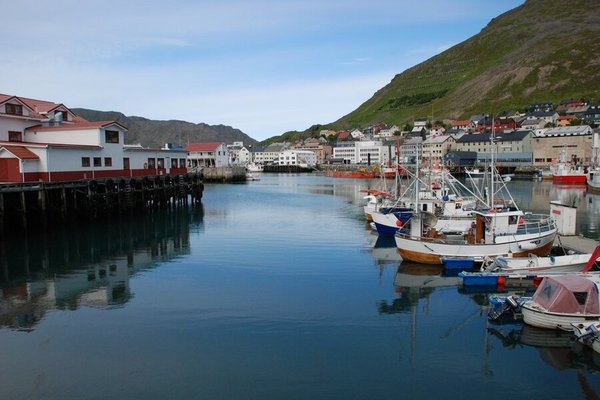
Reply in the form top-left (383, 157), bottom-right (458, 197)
top-left (395, 230), bottom-right (556, 264)
top-left (522, 301), bottom-right (600, 331)
top-left (484, 253), bottom-right (593, 274)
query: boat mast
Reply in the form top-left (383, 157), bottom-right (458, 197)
top-left (489, 114), bottom-right (495, 208)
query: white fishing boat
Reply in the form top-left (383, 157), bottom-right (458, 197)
top-left (246, 171), bottom-right (261, 181)
top-left (482, 245), bottom-right (600, 274)
top-left (394, 131), bottom-right (557, 264)
top-left (246, 162), bottom-right (264, 173)
top-left (521, 274), bottom-right (600, 331)
top-left (465, 167), bottom-right (485, 178)
top-left (587, 168), bottom-right (600, 194)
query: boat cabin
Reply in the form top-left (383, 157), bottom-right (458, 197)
top-left (472, 208), bottom-right (523, 244)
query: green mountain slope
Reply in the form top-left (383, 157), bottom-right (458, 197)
top-left (333, 0), bottom-right (600, 129)
top-left (72, 108), bottom-right (258, 148)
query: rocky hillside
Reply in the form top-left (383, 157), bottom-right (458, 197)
top-left (333, 0), bottom-right (600, 129)
top-left (72, 108), bottom-right (258, 149)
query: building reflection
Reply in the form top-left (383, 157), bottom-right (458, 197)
top-left (0, 207), bottom-right (203, 331)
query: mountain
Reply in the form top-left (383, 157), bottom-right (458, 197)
top-left (330, 0), bottom-right (600, 130)
top-left (72, 108), bottom-right (258, 148)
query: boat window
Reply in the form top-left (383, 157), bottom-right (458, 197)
top-left (455, 203), bottom-right (462, 209)
top-left (573, 292), bottom-right (588, 306)
top-left (508, 215), bottom-right (518, 225)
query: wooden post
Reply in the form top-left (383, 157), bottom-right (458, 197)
top-left (20, 190), bottom-right (27, 228)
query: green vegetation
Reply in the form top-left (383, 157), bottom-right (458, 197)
top-left (265, 0), bottom-right (600, 144)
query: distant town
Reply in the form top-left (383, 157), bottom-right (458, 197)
top-left (1, 93), bottom-right (600, 183)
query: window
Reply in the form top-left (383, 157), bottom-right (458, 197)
top-left (179, 158), bottom-right (186, 168)
top-left (147, 158), bottom-right (156, 168)
top-left (5, 103), bottom-right (23, 115)
top-left (123, 158), bottom-right (130, 170)
top-left (94, 157), bottom-right (102, 167)
top-left (157, 158), bottom-right (164, 168)
top-left (104, 157), bottom-right (112, 167)
top-left (105, 130), bottom-right (119, 144)
top-left (8, 131), bottom-right (22, 142)
top-left (82, 157), bottom-right (90, 167)
top-left (171, 159), bottom-right (178, 168)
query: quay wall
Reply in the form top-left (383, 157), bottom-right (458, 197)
top-left (202, 166), bottom-right (246, 182)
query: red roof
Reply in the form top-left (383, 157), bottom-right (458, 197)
top-left (337, 131), bottom-right (350, 140)
top-left (0, 93), bottom-right (87, 122)
top-left (25, 120), bottom-right (127, 132)
top-left (186, 142), bottom-right (224, 152)
top-left (0, 145), bottom-right (39, 160)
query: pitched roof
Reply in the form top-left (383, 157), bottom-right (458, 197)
top-left (0, 93), bottom-right (86, 122)
top-left (0, 145), bottom-right (39, 160)
top-left (186, 142), bottom-right (225, 152)
top-left (456, 130), bottom-right (531, 143)
top-left (25, 120), bottom-right (127, 132)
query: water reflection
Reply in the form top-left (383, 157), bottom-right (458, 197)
top-left (487, 323), bottom-right (600, 374)
top-left (0, 207), bottom-right (203, 331)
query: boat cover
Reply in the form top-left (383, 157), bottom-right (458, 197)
top-left (532, 275), bottom-right (600, 314)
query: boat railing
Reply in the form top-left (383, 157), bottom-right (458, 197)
top-left (513, 215), bottom-right (557, 236)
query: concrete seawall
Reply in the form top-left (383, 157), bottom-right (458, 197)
top-left (201, 166), bottom-right (246, 182)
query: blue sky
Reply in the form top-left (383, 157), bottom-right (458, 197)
top-left (1, 0), bottom-right (524, 141)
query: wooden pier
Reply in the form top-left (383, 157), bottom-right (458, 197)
top-left (0, 174), bottom-right (204, 233)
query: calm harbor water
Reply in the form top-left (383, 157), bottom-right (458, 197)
top-left (1, 174), bottom-right (599, 399)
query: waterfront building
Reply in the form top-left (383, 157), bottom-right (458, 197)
top-left (227, 142), bottom-right (251, 165)
top-left (531, 126), bottom-right (594, 165)
top-left (186, 142), bottom-right (229, 168)
top-left (332, 140), bottom-right (384, 164)
top-left (292, 139), bottom-right (331, 165)
top-left (0, 93), bottom-right (187, 182)
top-left (277, 149), bottom-right (317, 167)
top-left (453, 130), bottom-right (533, 167)
top-left (253, 142), bottom-right (290, 165)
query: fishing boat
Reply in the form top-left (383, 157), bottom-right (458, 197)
top-left (521, 274), bottom-right (600, 331)
top-left (587, 168), bottom-right (600, 194)
top-left (552, 147), bottom-right (586, 185)
top-left (246, 162), bottom-right (264, 173)
top-left (394, 131), bottom-right (557, 264)
top-left (465, 168), bottom-right (485, 178)
top-left (482, 245), bottom-right (600, 274)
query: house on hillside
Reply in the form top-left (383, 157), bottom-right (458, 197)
top-left (556, 115), bottom-right (576, 127)
top-left (527, 102), bottom-right (553, 113)
top-left (0, 93), bottom-right (187, 183)
top-left (186, 142), bottom-right (229, 168)
top-left (520, 118), bottom-right (545, 131)
top-left (584, 103), bottom-right (600, 126)
top-left (350, 129), bottom-right (365, 140)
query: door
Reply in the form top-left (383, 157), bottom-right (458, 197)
top-left (0, 158), bottom-right (21, 182)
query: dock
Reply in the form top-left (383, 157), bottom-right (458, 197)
top-left (0, 174), bottom-right (204, 233)
top-left (554, 235), bottom-right (599, 254)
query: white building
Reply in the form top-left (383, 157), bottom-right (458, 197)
top-left (399, 137), bottom-right (423, 164)
top-left (277, 149), bottom-right (317, 167)
top-left (0, 93), bottom-right (187, 182)
top-left (332, 140), bottom-right (385, 164)
top-left (253, 142), bottom-right (289, 164)
top-left (186, 142), bottom-right (229, 168)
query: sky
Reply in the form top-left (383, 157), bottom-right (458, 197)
top-left (1, 0), bottom-right (525, 141)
